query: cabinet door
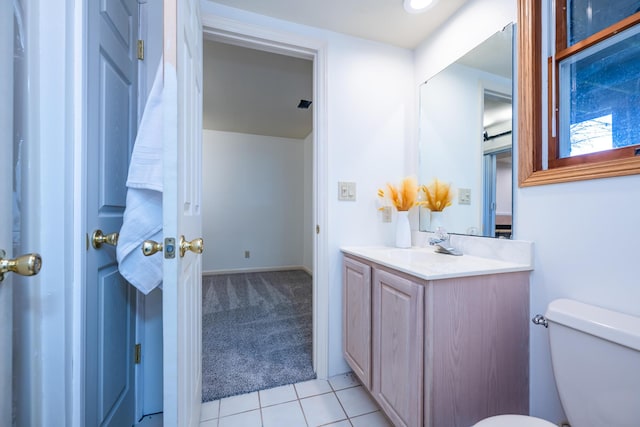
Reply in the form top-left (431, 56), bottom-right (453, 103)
top-left (372, 269), bottom-right (424, 427)
top-left (343, 256), bottom-right (372, 388)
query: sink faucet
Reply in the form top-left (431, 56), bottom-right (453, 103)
top-left (429, 227), bottom-right (463, 255)
top-left (428, 227), bottom-right (449, 245)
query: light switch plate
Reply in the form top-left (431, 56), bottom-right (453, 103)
top-left (338, 181), bottom-right (356, 201)
top-left (458, 188), bottom-right (471, 205)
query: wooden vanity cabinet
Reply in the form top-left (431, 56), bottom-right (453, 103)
top-left (342, 256), bottom-right (372, 388)
top-left (372, 268), bottom-right (424, 427)
top-left (342, 254), bottom-right (530, 427)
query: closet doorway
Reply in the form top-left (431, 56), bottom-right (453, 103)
top-left (200, 36), bottom-right (318, 401)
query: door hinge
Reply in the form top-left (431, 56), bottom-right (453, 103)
top-left (137, 40), bottom-right (144, 60)
top-left (134, 343), bottom-right (141, 364)
top-left (316, 225), bottom-right (320, 234)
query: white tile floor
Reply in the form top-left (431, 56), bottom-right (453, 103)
top-left (199, 373), bottom-right (392, 427)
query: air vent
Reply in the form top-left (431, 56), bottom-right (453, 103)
top-left (297, 99), bottom-right (312, 109)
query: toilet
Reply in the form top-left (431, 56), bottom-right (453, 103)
top-left (473, 414), bottom-right (554, 427)
top-left (474, 298), bottom-right (640, 427)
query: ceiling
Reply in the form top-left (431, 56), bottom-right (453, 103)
top-left (208, 0), bottom-right (469, 49)
top-left (203, 40), bottom-right (313, 139)
top-left (203, 0), bottom-right (471, 139)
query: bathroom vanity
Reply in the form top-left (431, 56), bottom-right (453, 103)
top-left (342, 243), bottom-right (533, 427)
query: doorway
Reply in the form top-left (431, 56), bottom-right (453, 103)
top-left (482, 90), bottom-right (513, 238)
top-left (201, 38), bottom-right (314, 401)
top-left (201, 17), bottom-right (330, 390)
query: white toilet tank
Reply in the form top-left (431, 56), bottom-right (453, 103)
top-left (546, 299), bottom-right (640, 427)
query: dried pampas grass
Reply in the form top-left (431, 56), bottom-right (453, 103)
top-left (419, 179), bottom-right (453, 212)
top-left (378, 176), bottom-right (419, 211)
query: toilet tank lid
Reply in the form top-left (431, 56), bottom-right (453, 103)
top-left (546, 299), bottom-right (640, 351)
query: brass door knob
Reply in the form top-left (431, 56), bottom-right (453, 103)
top-left (142, 240), bottom-right (163, 256)
top-left (91, 229), bottom-right (119, 249)
top-left (179, 236), bottom-right (204, 257)
top-left (0, 249), bottom-right (42, 282)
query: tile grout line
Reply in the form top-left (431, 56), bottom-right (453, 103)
top-left (257, 389), bottom-right (265, 427)
top-left (296, 397), bottom-right (311, 427)
top-left (330, 388), bottom-right (353, 427)
top-left (291, 383), bottom-right (312, 427)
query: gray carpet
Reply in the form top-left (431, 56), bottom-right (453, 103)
top-left (202, 270), bottom-right (316, 402)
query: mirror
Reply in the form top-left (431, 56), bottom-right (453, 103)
top-left (418, 23), bottom-right (514, 238)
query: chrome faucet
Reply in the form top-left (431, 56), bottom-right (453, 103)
top-left (429, 227), bottom-right (463, 256)
top-left (428, 227), bottom-right (449, 245)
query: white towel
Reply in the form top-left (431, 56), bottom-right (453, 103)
top-left (117, 60), bottom-right (166, 294)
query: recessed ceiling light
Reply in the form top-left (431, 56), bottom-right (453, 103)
top-left (403, 0), bottom-right (437, 14)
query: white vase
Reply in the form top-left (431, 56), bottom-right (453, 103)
top-left (430, 211), bottom-right (444, 231)
top-left (395, 210), bottom-right (411, 248)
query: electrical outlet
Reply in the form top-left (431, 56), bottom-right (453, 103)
top-left (381, 206), bottom-right (392, 223)
top-left (458, 188), bottom-right (471, 205)
top-left (338, 181), bottom-right (356, 201)
top-left (244, 250), bottom-right (250, 259)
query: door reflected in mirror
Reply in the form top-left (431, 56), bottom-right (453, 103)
top-left (482, 90), bottom-right (512, 238)
top-left (418, 23), bottom-right (514, 238)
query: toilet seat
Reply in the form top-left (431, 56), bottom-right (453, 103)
top-left (473, 414), bottom-right (557, 427)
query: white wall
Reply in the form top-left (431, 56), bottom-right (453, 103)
top-left (416, 0), bottom-right (640, 424)
top-left (201, 129), bottom-right (308, 272)
top-left (200, 1), bottom-right (415, 376)
top-left (324, 34), bottom-right (415, 374)
top-left (520, 176), bottom-right (640, 422)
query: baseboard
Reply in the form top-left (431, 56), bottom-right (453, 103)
top-left (203, 265), bottom-right (313, 276)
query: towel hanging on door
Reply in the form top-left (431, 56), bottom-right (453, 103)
top-left (117, 59), bottom-right (174, 294)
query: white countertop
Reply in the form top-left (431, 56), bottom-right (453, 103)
top-left (341, 245), bottom-right (533, 281)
